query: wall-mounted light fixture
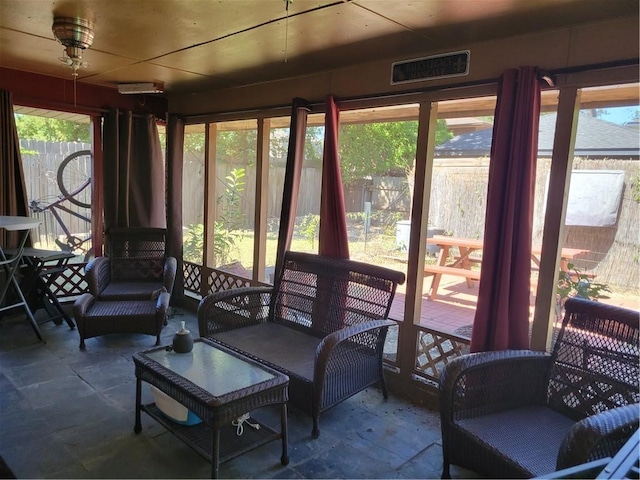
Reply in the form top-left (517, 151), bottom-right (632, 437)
top-left (117, 82), bottom-right (164, 94)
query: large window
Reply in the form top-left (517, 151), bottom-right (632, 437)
top-left (337, 106), bottom-right (420, 270)
top-left (182, 124), bottom-right (206, 265)
top-left (212, 120), bottom-right (257, 274)
top-left (560, 85), bottom-right (640, 310)
top-left (182, 81), bottom-right (639, 337)
top-left (423, 97), bottom-right (497, 335)
top-left (14, 111), bottom-right (93, 262)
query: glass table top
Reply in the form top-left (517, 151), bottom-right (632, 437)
top-left (144, 341), bottom-right (277, 398)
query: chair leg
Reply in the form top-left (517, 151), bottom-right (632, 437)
top-left (311, 417), bottom-right (320, 439)
top-left (380, 375), bottom-right (389, 399)
top-left (441, 445), bottom-right (451, 478)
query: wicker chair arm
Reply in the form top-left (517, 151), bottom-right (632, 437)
top-left (440, 350), bottom-right (552, 421)
top-left (163, 257), bottom-right (178, 294)
top-left (556, 403), bottom-right (640, 470)
top-left (313, 319), bottom-right (396, 395)
top-left (156, 291), bottom-right (171, 316)
top-left (72, 292), bottom-right (96, 317)
top-left (84, 256), bottom-right (110, 297)
top-left (198, 286), bottom-right (273, 336)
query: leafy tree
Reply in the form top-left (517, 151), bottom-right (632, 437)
top-left (338, 120), bottom-right (452, 185)
top-left (268, 126), bottom-right (324, 167)
top-left (14, 114), bottom-right (90, 142)
top-left (217, 167), bottom-right (246, 231)
top-left (217, 130), bottom-right (256, 166)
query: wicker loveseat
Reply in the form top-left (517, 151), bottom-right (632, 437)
top-left (439, 297), bottom-right (639, 479)
top-left (85, 227), bottom-right (177, 300)
top-left (198, 251), bottom-right (405, 438)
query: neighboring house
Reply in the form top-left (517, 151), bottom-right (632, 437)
top-left (445, 117), bottom-right (493, 136)
top-left (436, 113), bottom-right (640, 159)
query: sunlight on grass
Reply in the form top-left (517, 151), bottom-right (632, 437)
top-left (229, 230), bottom-right (408, 274)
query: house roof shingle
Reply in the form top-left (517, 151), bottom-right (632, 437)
top-left (435, 113), bottom-right (640, 158)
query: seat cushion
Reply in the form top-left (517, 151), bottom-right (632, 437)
top-left (212, 323), bottom-right (321, 381)
top-left (100, 281), bottom-right (165, 300)
top-left (456, 405), bottom-right (576, 477)
top-left (81, 299), bottom-right (159, 321)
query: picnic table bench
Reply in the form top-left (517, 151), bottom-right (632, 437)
top-left (424, 235), bottom-right (589, 300)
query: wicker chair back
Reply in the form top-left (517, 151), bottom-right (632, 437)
top-left (106, 227), bottom-right (168, 282)
top-left (547, 297), bottom-right (639, 420)
top-left (272, 251), bottom-right (405, 336)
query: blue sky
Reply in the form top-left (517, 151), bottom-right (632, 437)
top-left (599, 106), bottom-right (638, 125)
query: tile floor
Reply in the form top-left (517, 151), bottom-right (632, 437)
top-left (0, 306), bottom-right (480, 479)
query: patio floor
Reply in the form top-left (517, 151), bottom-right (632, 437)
top-left (0, 305), bottom-right (480, 479)
top-left (389, 276), bottom-right (481, 337)
top-left (390, 274), bottom-right (640, 338)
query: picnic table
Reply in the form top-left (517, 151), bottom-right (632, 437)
top-left (423, 235), bottom-right (589, 300)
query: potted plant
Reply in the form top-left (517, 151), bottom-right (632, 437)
top-left (555, 263), bottom-right (611, 320)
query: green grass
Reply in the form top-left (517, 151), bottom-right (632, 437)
top-left (222, 230), bottom-right (407, 273)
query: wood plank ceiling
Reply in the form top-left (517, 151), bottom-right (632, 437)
top-left (1, 0), bottom-right (638, 95)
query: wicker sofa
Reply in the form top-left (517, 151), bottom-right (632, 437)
top-left (198, 251), bottom-right (405, 438)
top-left (439, 297), bottom-right (639, 478)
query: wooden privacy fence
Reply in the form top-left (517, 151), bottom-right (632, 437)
top-left (19, 141), bottom-right (638, 291)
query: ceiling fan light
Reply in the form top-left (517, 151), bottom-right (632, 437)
top-left (52, 17), bottom-right (95, 50)
top-left (52, 16), bottom-right (95, 78)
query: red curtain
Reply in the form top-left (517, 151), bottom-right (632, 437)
top-left (0, 89), bottom-right (31, 249)
top-left (318, 95), bottom-right (349, 259)
top-left (471, 67), bottom-right (541, 352)
top-left (274, 98), bottom-right (311, 278)
top-left (103, 109), bottom-right (166, 230)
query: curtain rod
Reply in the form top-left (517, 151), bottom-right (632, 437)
top-left (334, 58), bottom-right (639, 107)
top-left (14, 98), bottom-right (166, 120)
top-left (12, 97), bottom-right (107, 117)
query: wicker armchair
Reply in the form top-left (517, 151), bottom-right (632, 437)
top-left (439, 297), bottom-right (639, 479)
top-left (85, 227), bottom-right (177, 300)
top-left (198, 251), bottom-right (405, 438)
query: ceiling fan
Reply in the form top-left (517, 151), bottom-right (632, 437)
top-left (51, 16), bottom-right (164, 98)
top-left (52, 16), bottom-right (95, 78)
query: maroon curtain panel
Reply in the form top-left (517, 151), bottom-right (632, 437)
top-left (318, 95), bottom-right (349, 259)
top-left (103, 109), bottom-right (166, 230)
top-left (0, 89), bottom-right (31, 249)
top-left (166, 114), bottom-right (184, 298)
top-left (471, 67), bottom-right (541, 352)
top-left (274, 98), bottom-right (310, 279)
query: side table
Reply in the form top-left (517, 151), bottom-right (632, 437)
top-left (6, 247), bottom-right (76, 328)
top-left (133, 338), bottom-right (289, 479)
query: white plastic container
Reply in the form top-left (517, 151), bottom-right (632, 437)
top-left (151, 386), bottom-right (202, 426)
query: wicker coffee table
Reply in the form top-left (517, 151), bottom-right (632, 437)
top-left (133, 338), bottom-right (289, 478)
